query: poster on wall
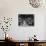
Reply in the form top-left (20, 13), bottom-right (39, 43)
top-left (18, 14), bottom-right (34, 26)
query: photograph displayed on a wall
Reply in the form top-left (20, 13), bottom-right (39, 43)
top-left (18, 14), bottom-right (34, 26)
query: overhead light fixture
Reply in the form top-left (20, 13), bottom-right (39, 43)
top-left (29, 0), bottom-right (43, 8)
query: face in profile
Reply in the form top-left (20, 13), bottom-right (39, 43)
top-left (25, 17), bottom-right (34, 26)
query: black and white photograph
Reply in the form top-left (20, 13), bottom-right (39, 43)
top-left (18, 14), bottom-right (34, 26)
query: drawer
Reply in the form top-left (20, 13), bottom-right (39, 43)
top-left (38, 43), bottom-right (43, 46)
top-left (16, 43), bottom-right (28, 46)
top-left (38, 43), bottom-right (46, 46)
top-left (24, 43), bottom-right (28, 46)
top-left (20, 43), bottom-right (24, 46)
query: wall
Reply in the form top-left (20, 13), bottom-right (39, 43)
top-left (0, 0), bottom-right (46, 40)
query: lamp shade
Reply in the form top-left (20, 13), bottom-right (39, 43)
top-left (29, 0), bottom-right (43, 8)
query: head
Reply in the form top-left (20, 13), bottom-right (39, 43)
top-left (34, 35), bottom-right (36, 37)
